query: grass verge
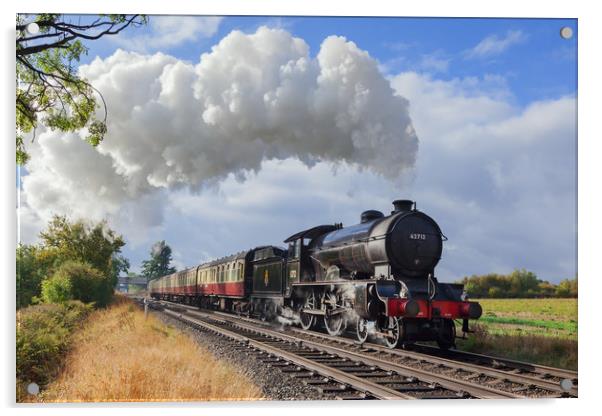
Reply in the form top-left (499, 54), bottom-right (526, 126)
top-left (35, 297), bottom-right (262, 402)
top-left (456, 324), bottom-right (577, 370)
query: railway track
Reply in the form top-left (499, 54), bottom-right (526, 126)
top-left (284, 326), bottom-right (577, 398)
top-left (203, 308), bottom-right (577, 397)
top-left (151, 304), bottom-right (507, 399)
top-left (411, 344), bottom-right (578, 389)
top-left (144, 299), bottom-right (580, 400)
top-left (148, 299), bottom-right (578, 399)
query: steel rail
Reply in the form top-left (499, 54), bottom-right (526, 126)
top-left (283, 326), bottom-right (577, 397)
top-left (204, 306), bottom-right (577, 396)
top-left (193, 312), bottom-right (525, 399)
top-left (161, 308), bottom-right (414, 400)
top-left (414, 344), bottom-right (578, 381)
top-left (150, 299), bottom-right (575, 398)
top-left (171, 306), bottom-right (517, 399)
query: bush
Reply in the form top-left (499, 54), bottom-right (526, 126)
top-left (16, 301), bottom-right (92, 400)
top-left (41, 273), bottom-right (72, 304)
top-left (42, 260), bottom-right (113, 307)
top-left (16, 245), bottom-right (60, 308)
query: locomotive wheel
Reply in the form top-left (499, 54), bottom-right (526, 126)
top-left (383, 317), bottom-right (402, 349)
top-left (323, 291), bottom-right (347, 336)
top-left (299, 291), bottom-right (316, 330)
top-left (437, 319), bottom-right (456, 350)
top-left (356, 318), bottom-right (370, 343)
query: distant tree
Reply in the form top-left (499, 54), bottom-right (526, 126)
top-left (458, 270), bottom-right (577, 298)
top-left (508, 269), bottom-right (539, 298)
top-left (140, 240), bottom-right (177, 281)
top-left (16, 14), bottom-right (146, 164)
top-left (487, 286), bottom-right (503, 298)
top-left (556, 277), bottom-right (578, 298)
top-left (460, 273), bottom-right (510, 298)
top-left (537, 280), bottom-right (557, 298)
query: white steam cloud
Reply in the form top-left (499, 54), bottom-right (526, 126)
top-left (21, 27), bottom-right (417, 241)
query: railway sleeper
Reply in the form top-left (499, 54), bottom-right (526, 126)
top-left (280, 366), bottom-right (304, 373)
top-left (317, 384), bottom-right (349, 393)
top-left (302, 377), bottom-right (332, 385)
top-left (333, 392), bottom-right (370, 400)
top-left (266, 362), bottom-right (293, 368)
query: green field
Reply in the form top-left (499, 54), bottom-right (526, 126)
top-left (456, 298), bottom-right (578, 370)
top-left (474, 298), bottom-right (577, 340)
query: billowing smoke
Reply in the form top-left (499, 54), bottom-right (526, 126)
top-left (21, 27), bottom-right (417, 240)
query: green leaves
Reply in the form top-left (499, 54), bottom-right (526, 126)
top-left (16, 135), bottom-right (30, 164)
top-left (86, 120), bottom-right (107, 146)
top-left (43, 260), bottom-right (114, 307)
top-left (16, 14), bottom-right (146, 165)
top-left (17, 216), bottom-right (128, 309)
top-left (41, 271), bottom-right (73, 304)
top-left (39, 215), bottom-right (126, 278)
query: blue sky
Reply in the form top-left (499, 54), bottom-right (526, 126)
top-left (82, 16), bottom-right (577, 105)
top-left (18, 15), bottom-right (577, 283)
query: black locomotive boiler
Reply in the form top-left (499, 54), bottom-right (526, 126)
top-left (149, 199), bottom-right (482, 349)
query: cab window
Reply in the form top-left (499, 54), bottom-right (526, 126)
top-left (289, 241), bottom-right (301, 259)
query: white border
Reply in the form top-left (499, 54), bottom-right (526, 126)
top-left (3, 1), bottom-right (600, 415)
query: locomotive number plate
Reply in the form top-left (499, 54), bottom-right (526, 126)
top-left (409, 233), bottom-right (427, 240)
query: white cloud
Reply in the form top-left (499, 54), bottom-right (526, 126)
top-left (20, 26), bottom-right (417, 245)
top-left (112, 16), bottom-right (223, 52)
top-left (465, 30), bottom-right (528, 59)
top-left (18, 27), bottom-right (576, 283)
top-left (390, 72), bottom-right (576, 282)
top-left (418, 53), bottom-right (450, 73)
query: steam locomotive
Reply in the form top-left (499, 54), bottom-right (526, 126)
top-left (149, 199), bottom-right (482, 349)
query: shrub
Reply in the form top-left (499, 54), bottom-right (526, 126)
top-left (16, 301), bottom-right (92, 400)
top-left (41, 273), bottom-right (72, 304)
top-left (16, 245), bottom-right (60, 308)
top-left (43, 260), bottom-right (113, 308)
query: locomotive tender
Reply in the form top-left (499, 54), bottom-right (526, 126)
top-left (149, 199), bottom-right (482, 349)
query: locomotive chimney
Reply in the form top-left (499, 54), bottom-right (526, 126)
top-left (392, 199), bottom-right (414, 213)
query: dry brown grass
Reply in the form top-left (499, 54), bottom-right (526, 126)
top-left (38, 297), bottom-right (263, 402)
